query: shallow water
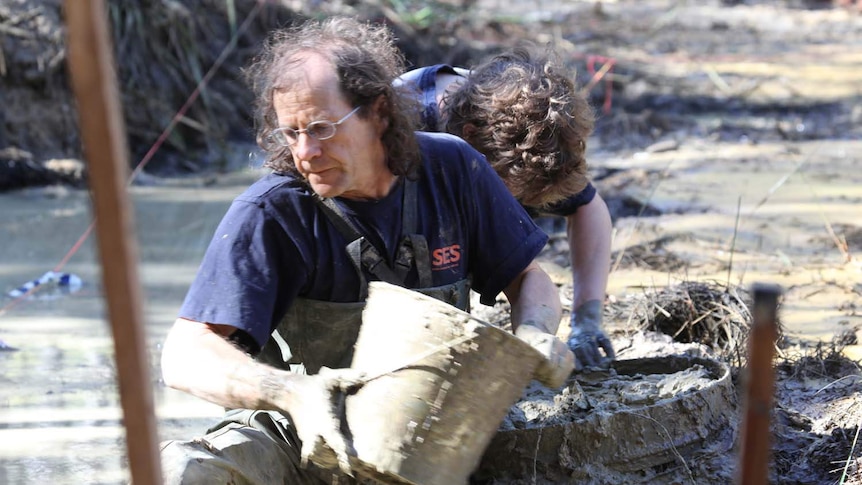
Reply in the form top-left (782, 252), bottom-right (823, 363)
top-left (0, 173), bottom-right (251, 484)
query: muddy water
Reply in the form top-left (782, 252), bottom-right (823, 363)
top-left (2, 140), bottom-right (861, 483)
top-left (0, 172), bottom-right (256, 484)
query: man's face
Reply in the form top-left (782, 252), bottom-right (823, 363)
top-left (273, 52), bottom-right (389, 200)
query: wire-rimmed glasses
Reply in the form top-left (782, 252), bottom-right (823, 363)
top-left (267, 106), bottom-right (361, 147)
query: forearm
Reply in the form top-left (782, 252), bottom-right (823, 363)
top-left (564, 195), bottom-right (616, 365)
top-left (504, 262), bottom-right (573, 387)
top-left (566, 193), bottom-right (612, 310)
top-left (161, 318), bottom-right (296, 412)
top-left (163, 318), bottom-right (364, 473)
top-left (504, 261), bottom-right (562, 335)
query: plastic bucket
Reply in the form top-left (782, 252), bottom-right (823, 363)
top-left (346, 282), bottom-right (544, 485)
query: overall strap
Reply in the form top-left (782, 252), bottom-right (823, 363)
top-left (315, 195), bottom-right (402, 299)
top-left (398, 180), bottom-right (433, 287)
top-left (314, 179), bottom-right (433, 297)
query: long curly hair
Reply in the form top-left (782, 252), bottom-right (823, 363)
top-left (442, 46), bottom-right (595, 208)
top-left (244, 17), bottom-right (421, 178)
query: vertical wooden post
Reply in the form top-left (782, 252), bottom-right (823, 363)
top-left (64, 1), bottom-right (162, 483)
top-left (737, 283), bottom-right (782, 485)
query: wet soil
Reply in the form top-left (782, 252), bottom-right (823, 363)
top-left (477, 348), bottom-right (737, 484)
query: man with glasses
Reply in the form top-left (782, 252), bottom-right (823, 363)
top-left (159, 17), bottom-right (574, 484)
top-left (264, 106), bottom-right (360, 148)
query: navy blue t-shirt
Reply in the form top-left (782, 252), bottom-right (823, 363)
top-left (398, 64), bottom-right (597, 217)
top-left (179, 131), bottom-right (548, 350)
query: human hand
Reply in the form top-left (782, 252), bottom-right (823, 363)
top-left (514, 323), bottom-right (576, 388)
top-left (567, 299), bottom-right (615, 370)
top-left (283, 368), bottom-right (366, 475)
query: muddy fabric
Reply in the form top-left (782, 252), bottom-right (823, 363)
top-left (161, 409), bottom-right (345, 485)
top-left (257, 298), bottom-right (366, 374)
top-left (258, 280), bottom-right (470, 375)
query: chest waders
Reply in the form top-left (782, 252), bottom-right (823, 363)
top-left (257, 180), bottom-right (470, 375)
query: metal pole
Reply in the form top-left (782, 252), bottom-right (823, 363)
top-left (737, 283), bottom-right (782, 485)
top-left (64, 1), bottom-right (162, 483)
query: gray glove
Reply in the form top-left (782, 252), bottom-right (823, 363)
top-left (567, 299), bottom-right (615, 369)
top-left (514, 323), bottom-right (576, 388)
top-left (291, 368), bottom-right (366, 475)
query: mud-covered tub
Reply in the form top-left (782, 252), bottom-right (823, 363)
top-left (473, 355), bottom-right (738, 483)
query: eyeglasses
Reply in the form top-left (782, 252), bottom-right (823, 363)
top-left (267, 106), bottom-right (361, 147)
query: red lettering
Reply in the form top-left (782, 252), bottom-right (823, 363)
top-left (432, 248), bottom-right (445, 266)
top-left (431, 244), bottom-right (462, 268)
top-left (449, 244), bottom-right (461, 263)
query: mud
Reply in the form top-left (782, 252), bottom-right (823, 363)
top-left (503, 359), bottom-right (719, 430)
top-left (469, 321), bottom-right (740, 484)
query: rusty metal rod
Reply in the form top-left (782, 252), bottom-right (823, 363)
top-left (737, 283), bottom-right (782, 485)
top-left (64, 0), bottom-right (162, 483)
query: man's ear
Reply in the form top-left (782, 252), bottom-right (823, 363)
top-left (371, 95), bottom-right (390, 134)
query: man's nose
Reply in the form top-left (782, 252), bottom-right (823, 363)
top-left (292, 132), bottom-right (321, 160)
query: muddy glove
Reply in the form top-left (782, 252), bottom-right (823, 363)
top-left (567, 299), bottom-right (615, 370)
top-left (287, 367), bottom-right (366, 476)
top-left (515, 323), bottom-right (576, 388)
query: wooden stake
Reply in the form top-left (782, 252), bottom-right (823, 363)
top-left (737, 283), bottom-right (782, 485)
top-left (64, 1), bottom-right (162, 483)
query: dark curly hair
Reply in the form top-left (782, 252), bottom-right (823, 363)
top-left (441, 46), bottom-right (595, 208)
top-left (244, 17), bottom-right (421, 178)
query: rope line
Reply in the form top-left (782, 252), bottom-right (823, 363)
top-left (1, 0), bottom-right (266, 317)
